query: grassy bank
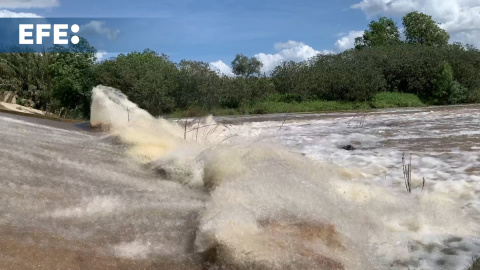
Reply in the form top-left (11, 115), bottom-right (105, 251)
top-left (171, 92), bottom-right (425, 117)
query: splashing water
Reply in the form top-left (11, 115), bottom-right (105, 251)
top-left (90, 86), bottom-right (376, 269)
top-left (0, 85), bottom-right (478, 269)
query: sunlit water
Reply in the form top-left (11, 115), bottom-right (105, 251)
top-left (0, 86), bottom-right (479, 269)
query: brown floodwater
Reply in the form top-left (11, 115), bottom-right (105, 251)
top-left (1, 100), bottom-right (479, 270)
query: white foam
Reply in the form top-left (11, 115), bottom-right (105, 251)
top-left (89, 86), bottom-right (480, 269)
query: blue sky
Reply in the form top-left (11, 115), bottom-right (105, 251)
top-left (1, 0), bottom-right (479, 74)
top-left (18, 1), bottom-right (367, 60)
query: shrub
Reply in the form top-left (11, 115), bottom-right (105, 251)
top-left (433, 62), bottom-right (467, 105)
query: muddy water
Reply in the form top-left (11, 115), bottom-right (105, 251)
top-left (1, 100), bottom-right (480, 269)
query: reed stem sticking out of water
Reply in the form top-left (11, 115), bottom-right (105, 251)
top-left (358, 114), bottom-right (366, 128)
top-left (347, 113), bottom-right (367, 128)
top-left (401, 153), bottom-right (427, 193)
top-left (178, 116), bottom-right (237, 143)
top-left (402, 153), bottom-right (412, 193)
top-left (195, 118), bottom-right (201, 141)
top-left (184, 118), bottom-right (188, 140)
top-left (277, 118), bottom-right (287, 134)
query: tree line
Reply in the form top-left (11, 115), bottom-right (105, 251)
top-left (1, 11), bottom-right (479, 119)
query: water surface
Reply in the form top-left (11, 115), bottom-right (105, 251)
top-left (1, 91), bottom-right (479, 269)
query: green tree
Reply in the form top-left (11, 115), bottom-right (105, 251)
top-left (174, 60), bottom-right (222, 109)
top-left (271, 61), bottom-right (314, 101)
top-left (0, 48), bottom-right (53, 109)
top-left (403, 12), bottom-right (450, 46)
top-left (355, 17), bottom-right (401, 49)
top-left (231, 53), bottom-right (263, 78)
top-left (49, 36), bottom-right (97, 118)
top-left (445, 43), bottom-right (480, 102)
top-left (433, 62), bottom-right (467, 104)
top-left (308, 52), bottom-right (386, 101)
top-left (96, 49), bottom-right (179, 115)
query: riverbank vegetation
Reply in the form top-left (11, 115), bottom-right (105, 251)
top-left (1, 11), bottom-right (480, 119)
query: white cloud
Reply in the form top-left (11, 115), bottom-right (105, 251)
top-left (334, 31), bottom-right (364, 52)
top-left (0, 0), bottom-right (59, 8)
top-left (352, 0), bottom-right (480, 47)
top-left (210, 41), bottom-right (334, 76)
top-left (80, 21), bottom-right (120, 40)
top-left (254, 40), bottom-right (332, 74)
top-left (95, 50), bottom-right (108, 62)
top-left (352, 0), bottom-right (417, 17)
top-left (209, 60), bottom-right (234, 76)
top-left (0, 9), bottom-right (41, 17)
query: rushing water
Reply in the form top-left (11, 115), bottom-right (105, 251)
top-left (0, 86), bottom-right (479, 270)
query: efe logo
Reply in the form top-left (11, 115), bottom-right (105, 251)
top-left (19, 24), bottom-right (80, 45)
